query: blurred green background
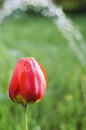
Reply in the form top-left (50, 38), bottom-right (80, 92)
top-left (0, 0), bottom-right (86, 130)
top-left (53, 0), bottom-right (86, 12)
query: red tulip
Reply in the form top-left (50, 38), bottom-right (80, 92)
top-left (9, 57), bottom-right (47, 105)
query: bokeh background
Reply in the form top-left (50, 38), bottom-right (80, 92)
top-left (0, 0), bottom-right (86, 130)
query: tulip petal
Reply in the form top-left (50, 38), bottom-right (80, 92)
top-left (9, 66), bottom-right (20, 101)
top-left (19, 58), bottom-right (37, 102)
top-left (39, 63), bottom-right (48, 86)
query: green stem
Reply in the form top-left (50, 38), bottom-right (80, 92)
top-left (23, 105), bottom-right (28, 130)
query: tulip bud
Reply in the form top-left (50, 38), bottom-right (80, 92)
top-left (9, 57), bottom-right (47, 106)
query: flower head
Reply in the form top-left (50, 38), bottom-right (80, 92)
top-left (9, 57), bottom-right (47, 105)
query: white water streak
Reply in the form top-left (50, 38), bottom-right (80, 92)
top-left (0, 0), bottom-right (86, 66)
top-left (42, 1), bottom-right (86, 66)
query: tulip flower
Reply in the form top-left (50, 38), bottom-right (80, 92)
top-left (9, 57), bottom-right (47, 130)
top-left (9, 57), bottom-right (47, 106)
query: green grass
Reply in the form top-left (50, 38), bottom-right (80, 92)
top-left (0, 12), bottom-right (86, 130)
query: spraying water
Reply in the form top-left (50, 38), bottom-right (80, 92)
top-left (44, 1), bottom-right (86, 66)
top-left (0, 0), bottom-right (86, 66)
